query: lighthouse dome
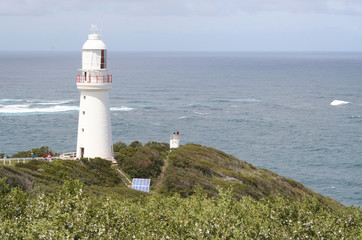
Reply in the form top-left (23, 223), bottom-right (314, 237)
top-left (82, 34), bottom-right (107, 50)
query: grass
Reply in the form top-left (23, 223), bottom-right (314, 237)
top-left (0, 142), bottom-right (359, 239)
top-left (0, 158), bottom-right (33, 166)
top-left (0, 158), bottom-right (145, 199)
top-left (159, 143), bottom-right (344, 210)
top-left (0, 142), bottom-right (345, 211)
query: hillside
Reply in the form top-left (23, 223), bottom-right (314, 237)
top-left (0, 142), bottom-right (342, 209)
top-left (114, 142), bottom-right (342, 210)
top-left (0, 157), bottom-right (144, 199)
top-left (0, 142), bottom-right (361, 238)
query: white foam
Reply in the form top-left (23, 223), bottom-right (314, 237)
top-left (0, 99), bottom-right (24, 103)
top-left (0, 105), bottom-right (79, 115)
top-left (110, 106), bottom-right (134, 112)
top-left (193, 111), bottom-right (209, 115)
top-left (36, 100), bottom-right (74, 105)
top-left (0, 101), bottom-right (133, 115)
top-left (330, 100), bottom-right (350, 106)
top-left (0, 98), bottom-right (79, 115)
top-left (234, 98), bottom-right (261, 103)
top-left (0, 104), bottom-right (31, 110)
top-left (214, 98), bottom-right (261, 103)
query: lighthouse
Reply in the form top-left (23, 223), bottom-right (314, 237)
top-left (76, 26), bottom-right (113, 161)
top-left (170, 132), bottom-right (180, 149)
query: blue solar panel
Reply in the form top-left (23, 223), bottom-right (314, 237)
top-left (132, 178), bottom-right (151, 192)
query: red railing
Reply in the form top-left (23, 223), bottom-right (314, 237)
top-left (77, 74), bottom-right (112, 84)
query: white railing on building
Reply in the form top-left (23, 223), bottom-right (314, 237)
top-left (76, 74), bottom-right (112, 84)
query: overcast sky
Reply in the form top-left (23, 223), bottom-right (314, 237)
top-left (1, 0), bottom-right (362, 51)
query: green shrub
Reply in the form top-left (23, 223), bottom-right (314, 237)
top-left (144, 141), bottom-right (170, 152)
top-left (129, 141), bottom-right (143, 148)
top-left (1, 157), bottom-right (125, 196)
top-left (11, 146), bottom-right (56, 158)
top-left (0, 178), bottom-right (10, 196)
top-left (80, 158), bottom-right (121, 186)
top-left (113, 141), bottom-right (127, 153)
top-left (116, 146), bottom-right (164, 179)
top-left (0, 183), bottom-right (360, 239)
top-left (16, 160), bottom-right (47, 171)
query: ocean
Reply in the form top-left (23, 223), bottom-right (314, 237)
top-left (0, 51), bottom-right (361, 207)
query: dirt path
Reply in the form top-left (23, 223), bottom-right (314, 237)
top-left (156, 155), bottom-right (169, 188)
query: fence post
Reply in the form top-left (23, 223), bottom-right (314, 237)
top-left (3, 159), bottom-right (4, 165)
top-left (23, 159), bottom-right (25, 164)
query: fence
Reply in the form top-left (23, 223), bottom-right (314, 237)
top-left (2, 157), bottom-right (60, 166)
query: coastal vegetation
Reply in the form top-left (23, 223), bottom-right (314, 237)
top-left (0, 142), bottom-right (360, 239)
top-left (114, 141), bottom-right (167, 179)
top-left (1, 146), bottom-right (57, 159)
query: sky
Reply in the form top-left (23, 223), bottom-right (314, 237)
top-left (1, 0), bottom-right (362, 51)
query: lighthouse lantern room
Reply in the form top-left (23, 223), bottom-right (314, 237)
top-left (76, 25), bottom-right (113, 161)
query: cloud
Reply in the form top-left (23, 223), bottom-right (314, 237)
top-left (2, 0), bottom-right (362, 16)
top-left (0, 0), bottom-right (99, 16)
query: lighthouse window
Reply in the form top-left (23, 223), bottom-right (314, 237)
top-left (82, 128), bottom-right (84, 132)
top-left (100, 50), bottom-right (105, 69)
top-left (83, 111), bottom-right (85, 115)
top-left (83, 96), bottom-right (86, 100)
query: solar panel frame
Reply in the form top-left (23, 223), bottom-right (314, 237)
top-left (132, 178), bottom-right (151, 192)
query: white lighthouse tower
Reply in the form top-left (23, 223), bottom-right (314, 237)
top-left (76, 25), bottom-right (113, 161)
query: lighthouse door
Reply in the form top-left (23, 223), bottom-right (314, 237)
top-left (80, 147), bottom-right (84, 158)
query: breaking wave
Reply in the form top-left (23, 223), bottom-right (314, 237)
top-left (36, 100), bottom-right (74, 105)
top-left (0, 99), bottom-right (134, 116)
top-left (330, 100), bottom-right (350, 106)
top-left (193, 111), bottom-right (210, 115)
top-left (0, 105), bottom-right (78, 115)
top-left (0, 99), bottom-right (25, 103)
top-left (110, 106), bottom-right (134, 112)
top-left (0, 99), bottom-right (78, 116)
top-left (213, 98), bottom-right (261, 103)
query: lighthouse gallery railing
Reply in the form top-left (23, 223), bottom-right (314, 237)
top-left (77, 74), bottom-right (112, 84)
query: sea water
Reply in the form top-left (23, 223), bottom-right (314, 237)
top-left (0, 51), bottom-right (361, 207)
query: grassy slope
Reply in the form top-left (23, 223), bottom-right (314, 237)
top-left (0, 143), bottom-right (360, 239)
top-left (1, 142), bottom-right (342, 210)
top-left (0, 158), bottom-right (144, 199)
top-left (158, 143), bottom-right (343, 210)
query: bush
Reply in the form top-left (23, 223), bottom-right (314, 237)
top-left (80, 158), bottom-right (121, 185)
top-left (0, 184), bottom-right (360, 239)
top-left (113, 141), bottom-right (127, 153)
top-left (0, 178), bottom-right (10, 196)
top-left (129, 141), bottom-right (143, 148)
top-left (1, 158), bottom-right (123, 195)
top-left (11, 146), bottom-right (56, 158)
top-left (16, 160), bottom-right (47, 171)
top-left (115, 146), bottom-right (164, 179)
top-left (144, 141), bottom-right (170, 152)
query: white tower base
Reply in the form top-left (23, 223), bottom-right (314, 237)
top-left (76, 89), bottom-right (113, 160)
